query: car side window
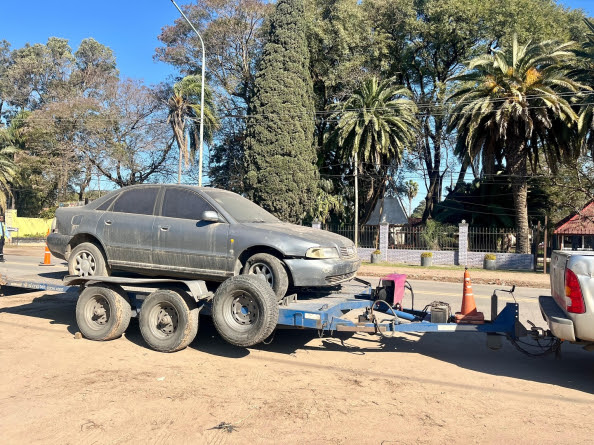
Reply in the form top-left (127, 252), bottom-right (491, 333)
top-left (96, 195), bottom-right (118, 211)
top-left (162, 188), bottom-right (214, 220)
top-left (111, 188), bottom-right (159, 215)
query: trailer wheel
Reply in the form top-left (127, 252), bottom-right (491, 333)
top-left (242, 253), bottom-right (289, 300)
top-left (139, 289), bottom-right (198, 353)
top-left (76, 284), bottom-right (131, 341)
top-left (69, 242), bottom-right (110, 277)
top-left (212, 275), bottom-right (279, 347)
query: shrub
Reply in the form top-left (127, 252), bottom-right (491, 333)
top-left (421, 252), bottom-right (433, 258)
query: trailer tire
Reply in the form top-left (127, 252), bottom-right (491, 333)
top-left (212, 275), bottom-right (279, 347)
top-left (242, 253), bottom-right (289, 300)
top-left (68, 242), bottom-right (110, 277)
top-left (76, 284), bottom-right (131, 341)
top-left (139, 289), bottom-right (198, 353)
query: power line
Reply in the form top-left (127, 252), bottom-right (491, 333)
top-left (4, 91), bottom-right (593, 123)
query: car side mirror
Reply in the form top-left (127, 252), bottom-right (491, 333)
top-left (201, 210), bottom-right (221, 222)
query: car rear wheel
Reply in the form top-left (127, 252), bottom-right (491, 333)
top-left (212, 275), bottom-right (279, 347)
top-left (242, 253), bottom-right (289, 300)
top-left (68, 242), bottom-right (110, 277)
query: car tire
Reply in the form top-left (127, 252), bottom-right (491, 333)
top-left (68, 242), bottom-right (111, 277)
top-left (212, 275), bottom-right (279, 347)
top-left (242, 253), bottom-right (289, 300)
top-left (139, 289), bottom-right (199, 353)
top-left (75, 284), bottom-right (132, 341)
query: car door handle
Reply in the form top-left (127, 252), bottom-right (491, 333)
top-left (104, 220), bottom-right (112, 225)
top-left (159, 225), bottom-right (170, 232)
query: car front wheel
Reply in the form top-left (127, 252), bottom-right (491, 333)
top-left (242, 253), bottom-right (289, 300)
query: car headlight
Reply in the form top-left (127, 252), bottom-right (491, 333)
top-left (305, 247), bottom-right (339, 259)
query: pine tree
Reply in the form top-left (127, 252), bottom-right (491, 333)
top-left (244, 0), bottom-right (317, 223)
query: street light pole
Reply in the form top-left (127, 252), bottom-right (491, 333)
top-left (170, 0), bottom-right (206, 187)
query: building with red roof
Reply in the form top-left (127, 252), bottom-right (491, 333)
top-left (554, 201), bottom-right (594, 250)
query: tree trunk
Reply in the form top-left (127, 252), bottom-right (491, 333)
top-left (506, 146), bottom-right (530, 254)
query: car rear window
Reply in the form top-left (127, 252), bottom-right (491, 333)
top-left (96, 194), bottom-right (118, 211)
top-left (112, 188), bottom-right (159, 215)
top-left (162, 188), bottom-right (214, 220)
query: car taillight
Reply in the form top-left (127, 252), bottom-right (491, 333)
top-left (565, 268), bottom-right (586, 314)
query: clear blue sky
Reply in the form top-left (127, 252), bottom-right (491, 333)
top-left (1, 1), bottom-right (592, 86)
top-left (0, 0), bottom-right (181, 85)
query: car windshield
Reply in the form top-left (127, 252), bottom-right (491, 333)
top-left (204, 190), bottom-right (280, 223)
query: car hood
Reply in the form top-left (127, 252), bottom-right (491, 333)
top-left (235, 222), bottom-right (354, 254)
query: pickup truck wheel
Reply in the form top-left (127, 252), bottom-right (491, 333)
top-left (139, 289), bottom-right (198, 353)
top-left (76, 284), bottom-right (131, 341)
top-left (68, 242), bottom-right (110, 277)
top-left (242, 253), bottom-right (289, 300)
top-left (212, 275), bottom-right (279, 347)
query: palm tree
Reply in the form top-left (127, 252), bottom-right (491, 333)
top-left (167, 75), bottom-right (219, 183)
top-left (448, 35), bottom-right (583, 253)
top-left (330, 77), bottom-right (418, 239)
top-left (0, 119), bottom-right (22, 211)
top-left (575, 19), bottom-right (594, 154)
top-left (403, 180), bottom-right (419, 218)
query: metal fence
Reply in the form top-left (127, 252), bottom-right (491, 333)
top-left (387, 225), bottom-right (458, 251)
top-left (323, 224), bottom-right (459, 251)
top-left (468, 227), bottom-right (522, 253)
top-left (322, 224), bottom-right (379, 248)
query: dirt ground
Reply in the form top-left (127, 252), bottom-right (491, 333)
top-left (1, 285), bottom-right (594, 445)
top-left (2, 246), bottom-right (592, 444)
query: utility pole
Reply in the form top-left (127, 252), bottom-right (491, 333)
top-left (171, 0), bottom-right (206, 187)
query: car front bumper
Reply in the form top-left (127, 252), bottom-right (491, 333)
top-left (283, 257), bottom-right (361, 287)
top-left (539, 295), bottom-right (576, 342)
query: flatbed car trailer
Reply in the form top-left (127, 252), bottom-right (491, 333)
top-left (0, 268), bottom-right (555, 354)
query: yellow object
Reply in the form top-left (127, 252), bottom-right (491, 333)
top-left (10, 215), bottom-right (53, 237)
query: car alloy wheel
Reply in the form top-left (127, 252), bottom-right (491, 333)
top-left (74, 250), bottom-right (97, 277)
top-left (247, 262), bottom-right (274, 287)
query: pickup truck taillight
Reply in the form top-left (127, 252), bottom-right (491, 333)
top-left (565, 268), bottom-right (586, 314)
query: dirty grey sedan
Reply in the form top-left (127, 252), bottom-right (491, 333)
top-left (48, 184), bottom-right (360, 299)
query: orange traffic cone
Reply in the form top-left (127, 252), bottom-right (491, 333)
top-left (39, 229), bottom-right (53, 266)
top-left (454, 268), bottom-right (484, 324)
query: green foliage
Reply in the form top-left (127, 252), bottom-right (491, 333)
top-left (421, 220), bottom-right (457, 251)
top-left (166, 75), bottom-right (219, 177)
top-left (39, 206), bottom-right (58, 220)
top-left (484, 253), bottom-right (496, 261)
top-left (244, 0), bottom-right (318, 223)
top-left (309, 179), bottom-right (344, 223)
top-left (330, 76), bottom-right (418, 222)
top-left (421, 252), bottom-right (433, 258)
top-left (332, 77), bottom-right (418, 166)
top-left (448, 35), bottom-right (583, 252)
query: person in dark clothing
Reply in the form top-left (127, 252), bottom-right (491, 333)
top-left (0, 215), bottom-right (6, 262)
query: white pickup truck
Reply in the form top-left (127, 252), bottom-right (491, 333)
top-left (539, 250), bottom-right (594, 346)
